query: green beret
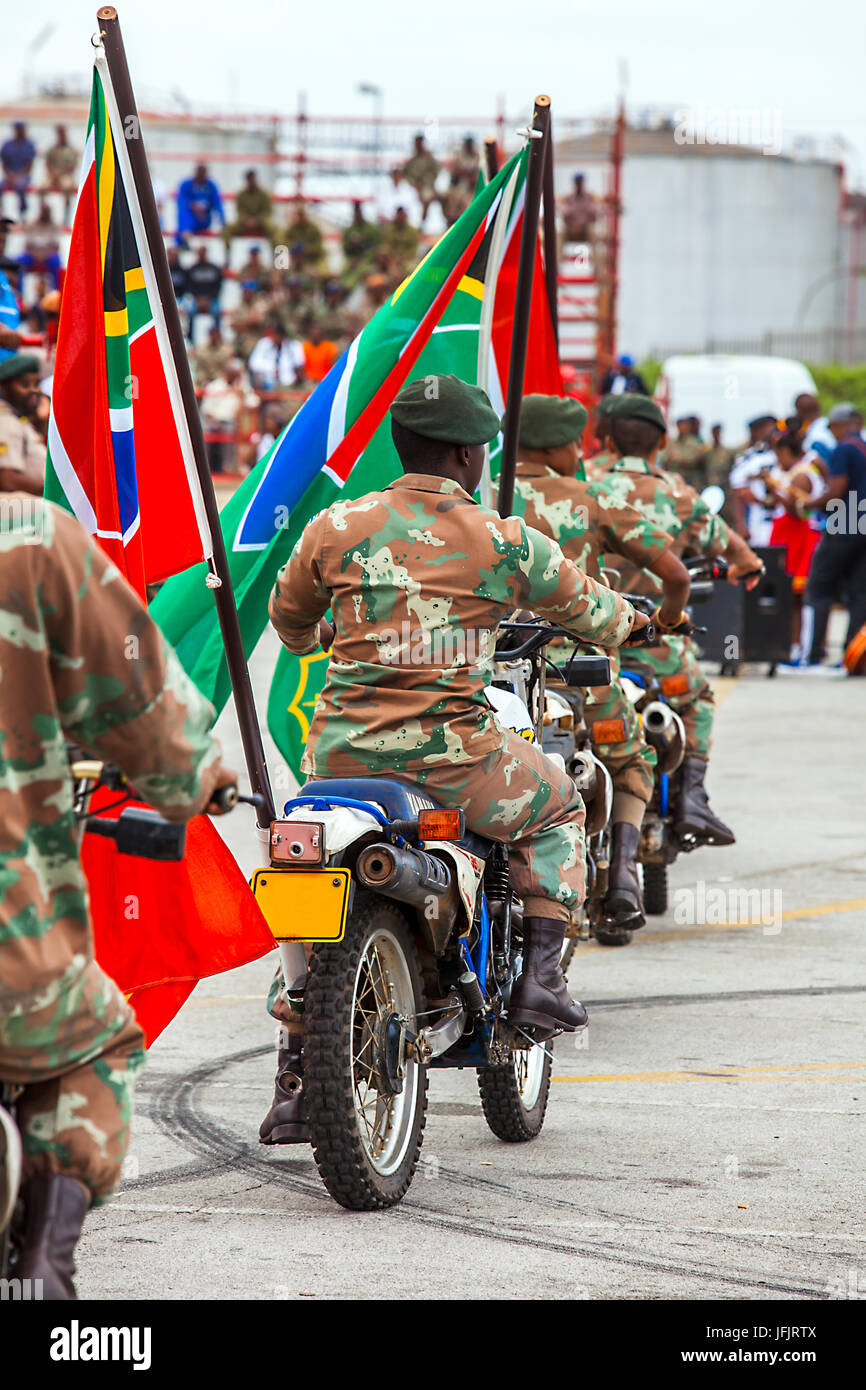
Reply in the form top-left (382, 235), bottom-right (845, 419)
top-left (512, 393), bottom-right (588, 449)
top-left (0, 353), bottom-right (40, 383)
top-left (596, 393), bottom-right (622, 419)
top-left (390, 373), bottom-right (500, 445)
top-left (609, 393), bottom-right (667, 433)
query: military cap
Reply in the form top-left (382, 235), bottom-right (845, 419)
top-left (0, 353), bottom-right (41, 383)
top-left (596, 393), bottom-right (621, 418)
top-left (512, 393), bottom-right (588, 449)
top-left (390, 373), bottom-right (500, 445)
top-left (609, 394), bottom-right (667, 432)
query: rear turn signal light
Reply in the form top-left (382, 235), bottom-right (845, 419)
top-left (418, 808), bottom-right (465, 841)
top-left (591, 717), bottom-right (627, 744)
top-left (660, 674), bottom-right (690, 697)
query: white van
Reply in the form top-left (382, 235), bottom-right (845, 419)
top-left (654, 355), bottom-right (818, 447)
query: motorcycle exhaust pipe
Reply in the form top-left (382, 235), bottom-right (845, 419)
top-left (570, 750), bottom-right (599, 799)
top-left (356, 842), bottom-right (452, 910)
top-left (642, 701), bottom-right (686, 774)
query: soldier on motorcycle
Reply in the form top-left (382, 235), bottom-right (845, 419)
top-left (260, 374), bottom-right (651, 1144)
top-left (501, 393), bottom-right (692, 931)
top-left (594, 395), bottom-right (764, 845)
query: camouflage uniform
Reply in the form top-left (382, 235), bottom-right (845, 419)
top-left (660, 433), bottom-right (709, 490)
top-left (507, 459), bottom-right (675, 804)
top-left (269, 473), bottom-right (635, 920)
top-left (0, 498), bottom-right (222, 1202)
top-left (594, 455), bottom-right (731, 759)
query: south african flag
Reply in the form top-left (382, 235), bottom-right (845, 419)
top-left (45, 60), bottom-right (212, 599)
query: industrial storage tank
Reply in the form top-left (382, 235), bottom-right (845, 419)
top-left (555, 123), bottom-right (857, 364)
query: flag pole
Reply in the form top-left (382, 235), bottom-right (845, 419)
top-left (95, 6), bottom-right (275, 824)
top-left (541, 111), bottom-right (559, 352)
top-left (497, 95), bottom-right (551, 519)
top-left (484, 136), bottom-right (499, 182)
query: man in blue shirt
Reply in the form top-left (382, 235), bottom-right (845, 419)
top-left (0, 122), bottom-right (37, 217)
top-left (803, 403), bottom-right (866, 667)
top-left (176, 164), bottom-right (225, 245)
top-left (0, 217), bottom-right (22, 365)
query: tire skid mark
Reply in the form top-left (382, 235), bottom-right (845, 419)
top-left (145, 1045), bottom-right (830, 1298)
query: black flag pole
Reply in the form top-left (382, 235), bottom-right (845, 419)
top-left (541, 110), bottom-right (559, 352)
top-left (497, 95), bottom-right (551, 519)
top-left (95, 6), bottom-right (275, 824)
top-left (484, 135), bottom-right (500, 182)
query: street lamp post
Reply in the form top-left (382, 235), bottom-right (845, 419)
top-left (358, 82), bottom-right (384, 204)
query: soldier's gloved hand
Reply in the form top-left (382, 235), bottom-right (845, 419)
top-left (622, 610), bottom-right (653, 646)
top-left (318, 617), bottom-right (336, 651)
top-left (206, 766), bottom-right (239, 816)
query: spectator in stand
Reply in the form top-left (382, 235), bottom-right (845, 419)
top-left (359, 271), bottom-right (390, 324)
top-left (1, 122), bottom-right (37, 218)
top-left (282, 201), bottom-right (325, 272)
top-left (401, 133), bottom-right (440, 224)
top-left (802, 403), bottom-right (866, 670)
top-left (381, 206), bottom-right (419, 278)
top-left (316, 277), bottom-right (356, 346)
top-left (0, 216), bottom-right (22, 363)
top-left (660, 415), bottom-right (709, 488)
top-left (704, 423), bottom-right (734, 489)
top-left (341, 199), bottom-right (381, 288)
top-left (231, 284), bottom-right (270, 360)
top-left (237, 244), bottom-right (271, 292)
top-left (377, 165), bottom-right (423, 227)
top-left (175, 163), bottom-right (225, 245)
top-left (200, 358), bottom-right (259, 475)
top-left (44, 125), bottom-right (79, 223)
top-left (255, 403), bottom-right (286, 463)
top-left (248, 324), bottom-right (305, 391)
top-left (185, 245), bottom-right (224, 341)
top-left (190, 323), bottom-right (233, 386)
top-left (599, 354), bottom-right (648, 396)
top-left (166, 245), bottom-right (188, 300)
top-left (18, 200), bottom-right (62, 288)
top-left (269, 276), bottom-right (310, 339)
top-left (793, 392), bottom-right (836, 467)
top-left (284, 242), bottom-right (317, 294)
top-left (561, 172), bottom-right (597, 244)
top-left (224, 169), bottom-right (275, 246)
top-left (301, 321), bottom-right (338, 383)
top-left (442, 136), bottom-right (480, 225)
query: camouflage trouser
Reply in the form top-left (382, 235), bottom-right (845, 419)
top-left (268, 730), bottom-right (586, 1023)
top-left (632, 634), bottom-right (715, 760)
top-left (583, 649), bottom-right (657, 804)
top-left (0, 956), bottom-right (145, 1204)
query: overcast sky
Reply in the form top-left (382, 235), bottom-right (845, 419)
top-left (4, 0), bottom-right (866, 184)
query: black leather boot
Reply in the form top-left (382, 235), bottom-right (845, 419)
top-left (13, 1174), bottom-right (90, 1300)
top-left (508, 918), bottom-right (589, 1034)
top-left (259, 1034), bottom-right (309, 1145)
top-left (603, 822), bottom-right (646, 929)
top-left (674, 756), bottom-right (735, 847)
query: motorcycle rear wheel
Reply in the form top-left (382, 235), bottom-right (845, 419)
top-left (304, 895), bottom-right (428, 1210)
top-left (478, 1042), bottom-right (552, 1142)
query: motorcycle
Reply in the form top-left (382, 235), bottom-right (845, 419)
top-left (254, 617), bottom-right (652, 1212)
top-left (620, 555), bottom-right (737, 915)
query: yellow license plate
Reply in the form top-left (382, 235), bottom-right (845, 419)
top-left (250, 868), bottom-right (351, 942)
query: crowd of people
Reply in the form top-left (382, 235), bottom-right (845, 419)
top-left (603, 366), bottom-right (866, 671)
top-left (0, 121), bottom-right (493, 475)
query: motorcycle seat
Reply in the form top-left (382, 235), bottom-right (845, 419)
top-left (298, 777), bottom-right (494, 859)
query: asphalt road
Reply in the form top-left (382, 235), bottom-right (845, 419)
top-left (81, 643), bottom-right (866, 1300)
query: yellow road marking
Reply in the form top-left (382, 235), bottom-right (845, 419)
top-left (571, 895), bottom-right (866, 952)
